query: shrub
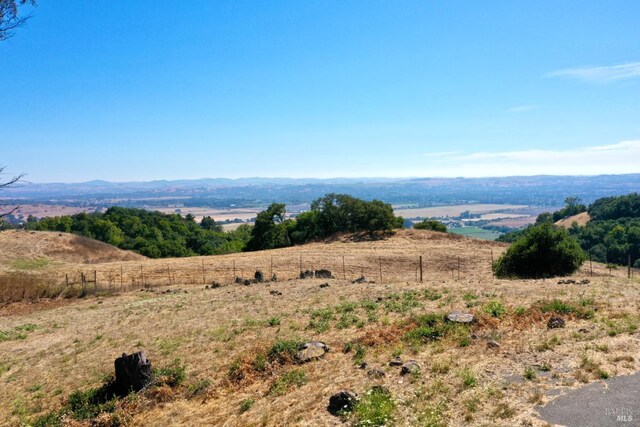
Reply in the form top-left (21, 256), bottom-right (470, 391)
top-left (493, 223), bottom-right (586, 278)
top-left (352, 386), bottom-right (395, 426)
top-left (269, 369), bottom-right (307, 396)
top-left (414, 220), bottom-right (447, 233)
top-left (483, 300), bottom-right (506, 318)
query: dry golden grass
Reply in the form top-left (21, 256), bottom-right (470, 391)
top-left (0, 230), bottom-right (144, 268)
top-left (1, 229), bottom-right (639, 426)
top-left (555, 212), bottom-right (591, 228)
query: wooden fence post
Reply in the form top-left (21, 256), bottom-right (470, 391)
top-left (629, 255), bottom-right (632, 279)
top-left (490, 250), bottom-right (494, 278)
top-left (379, 257), bottom-right (382, 284)
top-left (167, 266), bottom-right (172, 286)
top-left (299, 255), bottom-right (303, 273)
top-left (457, 256), bottom-right (460, 280)
top-left (233, 260), bottom-right (236, 280)
top-left (202, 259), bottom-right (206, 285)
top-left (342, 255), bottom-right (346, 280)
top-left (419, 255), bottom-right (423, 283)
top-left (589, 251), bottom-right (593, 277)
top-left (120, 265), bottom-right (123, 291)
top-left (270, 256), bottom-right (273, 279)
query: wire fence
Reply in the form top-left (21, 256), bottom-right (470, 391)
top-left (1, 253), bottom-right (638, 304)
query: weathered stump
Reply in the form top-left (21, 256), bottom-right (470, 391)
top-left (114, 351), bottom-right (152, 395)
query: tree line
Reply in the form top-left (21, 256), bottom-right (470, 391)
top-left (27, 207), bottom-right (252, 258)
top-left (498, 193), bottom-right (640, 267)
top-left (22, 194), bottom-right (405, 257)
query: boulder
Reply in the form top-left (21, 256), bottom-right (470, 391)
top-left (297, 341), bottom-right (329, 363)
top-left (389, 356), bottom-right (403, 366)
top-left (114, 351), bottom-right (152, 395)
top-left (367, 368), bottom-right (386, 378)
top-left (446, 311), bottom-right (475, 324)
top-left (401, 360), bottom-right (421, 375)
top-left (352, 276), bottom-right (368, 284)
top-left (300, 270), bottom-right (314, 279)
top-left (254, 270), bottom-right (265, 283)
top-left (547, 317), bottom-right (565, 329)
top-left (319, 283), bottom-right (330, 288)
top-left (315, 269), bottom-right (334, 279)
top-left (487, 340), bottom-right (501, 349)
top-left (328, 391), bottom-right (358, 415)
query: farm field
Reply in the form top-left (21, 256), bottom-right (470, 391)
top-left (393, 204), bottom-right (528, 219)
top-left (1, 230), bottom-right (638, 426)
top-left (449, 226), bottom-right (503, 241)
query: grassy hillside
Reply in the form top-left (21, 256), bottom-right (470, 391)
top-left (1, 230), bottom-right (638, 426)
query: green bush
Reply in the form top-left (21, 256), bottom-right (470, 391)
top-left (352, 386), bottom-right (396, 426)
top-left (493, 223), bottom-right (586, 278)
top-left (413, 220), bottom-right (447, 233)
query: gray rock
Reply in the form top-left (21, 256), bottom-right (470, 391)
top-left (315, 269), bottom-right (334, 279)
top-left (446, 311), bottom-right (475, 323)
top-left (352, 276), bottom-right (368, 284)
top-left (300, 270), bottom-right (314, 279)
top-left (389, 356), bottom-right (403, 366)
top-left (487, 340), bottom-right (501, 349)
top-left (368, 368), bottom-right (386, 378)
top-left (296, 341), bottom-right (329, 363)
top-left (319, 283), bottom-right (330, 288)
top-left (254, 270), bottom-right (264, 283)
top-left (401, 360), bottom-right (421, 375)
top-left (328, 391), bottom-right (358, 415)
top-left (547, 317), bottom-right (566, 329)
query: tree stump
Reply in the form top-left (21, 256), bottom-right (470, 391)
top-left (114, 351), bottom-right (152, 395)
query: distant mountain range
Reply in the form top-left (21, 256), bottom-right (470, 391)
top-left (2, 174), bottom-right (639, 208)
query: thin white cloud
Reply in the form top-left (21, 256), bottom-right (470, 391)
top-left (506, 105), bottom-right (538, 113)
top-left (547, 62), bottom-right (640, 82)
top-left (420, 140), bottom-right (640, 177)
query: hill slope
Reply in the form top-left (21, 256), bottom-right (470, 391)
top-left (0, 230), bottom-right (145, 268)
top-left (555, 211), bottom-right (590, 228)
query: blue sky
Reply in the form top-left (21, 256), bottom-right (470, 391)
top-left (1, 1), bottom-right (639, 182)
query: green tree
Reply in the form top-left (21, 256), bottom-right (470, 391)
top-left (413, 219), bottom-right (447, 233)
top-left (246, 203), bottom-right (291, 251)
top-left (493, 223), bottom-right (586, 279)
top-left (200, 216), bottom-right (222, 232)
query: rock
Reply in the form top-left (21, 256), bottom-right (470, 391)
top-left (328, 391), bottom-right (358, 415)
top-left (315, 269), bottom-right (334, 279)
top-left (358, 362), bottom-right (368, 369)
top-left (211, 281), bottom-right (221, 288)
top-left (579, 279), bottom-right (590, 285)
top-left (487, 340), bottom-right (501, 349)
top-left (235, 276), bottom-right (244, 284)
top-left (114, 351), bottom-right (152, 395)
top-left (352, 275), bottom-right (367, 284)
top-left (578, 328), bottom-right (589, 334)
top-left (271, 274), bottom-right (277, 282)
top-left (547, 317), bottom-right (565, 329)
top-left (243, 279), bottom-right (252, 286)
top-left (389, 356), bottom-right (403, 366)
top-left (368, 368), bottom-right (386, 378)
top-left (319, 283), bottom-right (330, 288)
top-left (401, 360), bottom-right (421, 375)
top-left (446, 311), bottom-right (475, 323)
top-left (300, 269), bottom-right (314, 279)
top-left (254, 270), bottom-right (264, 283)
top-left (297, 341), bottom-right (329, 363)
top-left (269, 290), bottom-right (282, 296)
